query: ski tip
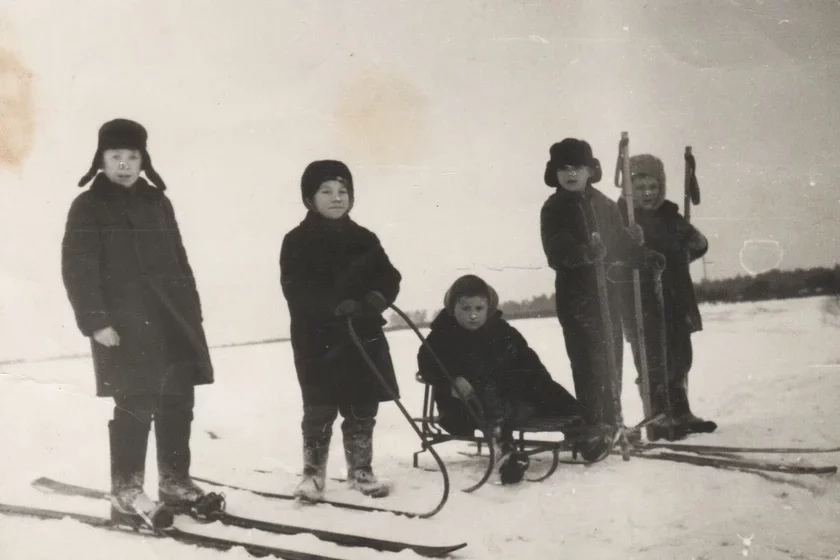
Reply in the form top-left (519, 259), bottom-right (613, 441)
top-left (419, 542), bottom-right (469, 558)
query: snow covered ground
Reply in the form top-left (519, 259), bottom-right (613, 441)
top-left (1, 296), bottom-right (839, 559)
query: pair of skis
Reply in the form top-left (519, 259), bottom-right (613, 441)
top-left (620, 442), bottom-right (839, 476)
top-left (0, 476), bottom-right (467, 559)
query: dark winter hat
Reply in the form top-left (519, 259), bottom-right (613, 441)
top-left (77, 118), bottom-right (166, 190)
top-left (443, 275), bottom-right (500, 317)
top-left (543, 138), bottom-right (602, 187)
top-left (628, 154), bottom-right (667, 207)
top-left (300, 160), bottom-right (354, 207)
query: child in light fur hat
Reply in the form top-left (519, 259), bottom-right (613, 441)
top-left (618, 153), bottom-right (717, 439)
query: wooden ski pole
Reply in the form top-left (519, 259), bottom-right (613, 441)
top-left (616, 132), bottom-right (657, 442)
top-left (588, 227), bottom-right (630, 461)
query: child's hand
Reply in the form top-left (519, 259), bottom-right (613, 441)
top-left (363, 291), bottom-right (389, 314)
top-left (93, 326), bottom-right (120, 347)
top-left (335, 300), bottom-right (362, 317)
top-left (450, 376), bottom-right (475, 400)
top-left (625, 224), bottom-right (645, 245)
top-left (644, 250), bottom-right (666, 273)
top-left (584, 233), bottom-right (607, 263)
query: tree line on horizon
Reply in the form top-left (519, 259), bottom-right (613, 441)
top-left (386, 264), bottom-right (840, 329)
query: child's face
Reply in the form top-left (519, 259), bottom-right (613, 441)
top-left (453, 296), bottom-right (489, 331)
top-left (102, 149), bottom-right (142, 187)
top-left (631, 175), bottom-right (661, 210)
top-left (555, 165), bottom-right (591, 193)
top-left (311, 179), bottom-right (351, 219)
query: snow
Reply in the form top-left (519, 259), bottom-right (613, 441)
top-left (1, 296), bottom-right (839, 559)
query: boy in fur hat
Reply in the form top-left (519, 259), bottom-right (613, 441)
top-left (280, 160), bottom-right (402, 502)
top-left (62, 119), bottom-right (216, 527)
top-left (417, 275), bottom-right (612, 482)
top-left (618, 154), bottom-right (717, 439)
top-left (540, 138), bottom-right (666, 434)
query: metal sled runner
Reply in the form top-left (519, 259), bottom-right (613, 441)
top-left (411, 375), bottom-right (614, 491)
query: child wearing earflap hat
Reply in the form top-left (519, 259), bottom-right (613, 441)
top-left (539, 138), bottom-right (666, 435)
top-left (62, 119), bottom-right (216, 526)
top-left (617, 154), bottom-right (717, 440)
top-left (280, 159), bottom-right (402, 502)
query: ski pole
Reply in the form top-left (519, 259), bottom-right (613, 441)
top-left (616, 131), bottom-right (659, 442)
top-left (684, 146), bottom-right (700, 224)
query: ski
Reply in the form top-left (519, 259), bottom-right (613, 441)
top-left (0, 501), bottom-right (347, 560)
top-left (624, 450), bottom-right (837, 475)
top-left (635, 442), bottom-right (840, 455)
top-left (32, 477), bottom-right (466, 558)
top-left (193, 475), bottom-right (423, 517)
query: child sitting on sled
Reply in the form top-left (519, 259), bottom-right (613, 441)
top-left (417, 275), bottom-right (613, 483)
top-left (618, 154), bottom-right (717, 440)
top-left (280, 159), bottom-right (402, 502)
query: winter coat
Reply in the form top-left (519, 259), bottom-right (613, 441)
top-left (540, 185), bottom-right (650, 325)
top-left (617, 199), bottom-right (708, 335)
top-left (61, 174), bottom-right (213, 397)
top-left (417, 310), bottom-right (581, 435)
top-left (280, 211), bottom-right (401, 406)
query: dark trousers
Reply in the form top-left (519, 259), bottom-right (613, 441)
top-left (110, 389), bottom-right (196, 489)
top-left (559, 313), bottom-right (624, 426)
top-left (301, 403), bottom-right (379, 477)
top-left (629, 316), bottom-right (693, 418)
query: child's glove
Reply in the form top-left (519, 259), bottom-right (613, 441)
top-left (625, 224), bottom-right (645, 245)
top-left (644, 250), bottom-right (666, 272)
top-left (583, 233), bottom-right (607, 264)
top-left (335, 299), bottom-right (363, 317)
top-left (363, 291), bottom-right (389, 314)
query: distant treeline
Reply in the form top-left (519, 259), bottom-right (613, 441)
top-left (387, 264), bottom-right (840, 328)
top-left (693, 265), bottom-right (840, 303)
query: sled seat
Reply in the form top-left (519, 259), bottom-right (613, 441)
top-left (411, 374), bottom-right (599, 490)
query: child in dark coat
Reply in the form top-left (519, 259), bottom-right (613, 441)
top-left (280, 160), bottom-right (402, 502)
top-left (618, 154), bottom-right (717, 439)
top-left (418, 275), bottom-right (607, 478)
top-left (540, 138), bottom-right (665, 432)
top-left (62, 119), bottom-right (215, 526)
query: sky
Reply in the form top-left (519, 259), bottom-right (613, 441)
top-left (1, 0), bottom-right (839, 357)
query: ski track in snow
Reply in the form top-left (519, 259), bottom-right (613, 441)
top-left (1, 296), bottom-right (839, 559)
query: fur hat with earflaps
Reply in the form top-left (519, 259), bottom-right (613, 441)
top-left (77, 118), bottom-right (167, 190)
top-left (628, 154), bottom-right (667, 208)
top-left (300, 159), bottom-right (355, 211)
top-left (544, 138), bottom-right (602, 188)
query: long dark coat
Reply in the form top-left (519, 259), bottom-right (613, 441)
top-left (417, 310), bottom-right (582, 435)
top-left (540, 184), bottom-right (651, 425)
top-left (618, 199), bottom-right (707, 335)
top-left (280, 211), bottom-right (401, 406)
top-left (617, 199), bottom-right (708, 416)
top-left (61, 174), bottom-right (213, 397)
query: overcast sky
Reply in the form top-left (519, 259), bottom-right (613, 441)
top-left (1, 0), bottom-right (838, 356)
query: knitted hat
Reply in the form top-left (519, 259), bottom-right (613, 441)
top-left (77, 119), bottom-right (166, 190)
top-left (300, 159), bottom-right (354, 208)
top-left (443, 275), bottom-right (499, 317)
top-left (628, 154), bottom-right (666, 207)
top-left (543, 138), bottom-right (602, 188)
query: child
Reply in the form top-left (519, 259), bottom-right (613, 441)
top-left (62, 119), bottom-right (215, 526)
top-left (539, 138), bottom-right (665, 433)
top-left (618, 154), bottom-right (717, 439)
top-left (280, 160), bottom-right (402, 502)
top-left (417, 275), bottom-right (612, 479)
